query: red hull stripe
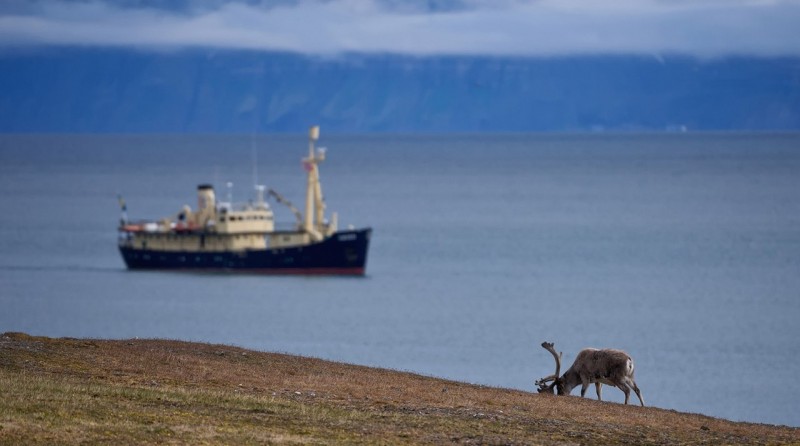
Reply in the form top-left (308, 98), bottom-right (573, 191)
top-left (235, 267), bottom-right (366, 276)
top-left (131, 266), bottom-right (366, 276)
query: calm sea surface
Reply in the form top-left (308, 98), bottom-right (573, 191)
top-left (1, 133), bottom-right (799, 426)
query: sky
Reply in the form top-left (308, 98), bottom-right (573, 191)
top-left (1, 0), bottom-right (800, 57)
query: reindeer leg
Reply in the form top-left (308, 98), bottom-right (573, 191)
top-left (595, 382), bottom-right (602, 401)
top-left (631, 381), bottom-right (645, 407)
top-left (580, 380), bottom-right (589, 398)
top-left (618, 384), bottom-right (631, 404)
top-left (622, 377), bottom-right (645, 407)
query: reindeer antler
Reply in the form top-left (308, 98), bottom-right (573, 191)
top-left (535, 341), bottom-right (562, 393)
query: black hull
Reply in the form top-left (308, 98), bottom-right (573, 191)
top-left (119, 228), bottom-right (371, 275)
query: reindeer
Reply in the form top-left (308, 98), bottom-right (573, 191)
top-left (535, 341), bottom-right (644, 406)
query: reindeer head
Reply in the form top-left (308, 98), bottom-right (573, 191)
top-left (535, 341), bottom-right (563, 395)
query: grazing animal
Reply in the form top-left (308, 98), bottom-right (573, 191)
top-left (535, 342), bottom-right (644, 406)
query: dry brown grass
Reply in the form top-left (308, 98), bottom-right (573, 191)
top-left (1, 332), bottom-right (797, 445)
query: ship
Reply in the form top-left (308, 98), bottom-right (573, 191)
top-left (117, 126), bottom-right (371, 275)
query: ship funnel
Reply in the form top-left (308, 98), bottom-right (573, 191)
top-left (197, 184), bottom-right (216, 211)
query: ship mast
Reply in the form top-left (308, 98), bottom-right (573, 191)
top-left (304, 126), bottom-right (324, 241)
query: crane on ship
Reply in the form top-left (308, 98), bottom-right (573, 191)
top-left (267, 188), bottom-right (303, 230)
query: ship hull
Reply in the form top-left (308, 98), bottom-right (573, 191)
top-left (119, 228), bottom-right (371, 276)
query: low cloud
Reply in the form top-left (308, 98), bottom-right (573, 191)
top-left (1, 0), bottom-right (799, 57)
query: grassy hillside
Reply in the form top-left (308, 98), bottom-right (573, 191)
top-left (1, 332), bottom-right (797, 445)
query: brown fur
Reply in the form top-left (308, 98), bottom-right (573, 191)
top-left (558, 348), bottom-right (645, 406)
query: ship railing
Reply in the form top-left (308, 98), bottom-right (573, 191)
top-left (217, 201), bottom-right (270, 213)
top-left (118, 220), bottom-right (158, 232)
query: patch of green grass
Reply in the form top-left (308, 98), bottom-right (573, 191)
top-left (1, 370), bottom-right (474, 444)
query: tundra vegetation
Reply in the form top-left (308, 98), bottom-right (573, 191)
top-left (1, 332), bottom-right (798, 445)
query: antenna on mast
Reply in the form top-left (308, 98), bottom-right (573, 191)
top-left (251, 133), bottom-right (258, 188)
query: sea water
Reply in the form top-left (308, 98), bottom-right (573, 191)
top-left (1, 132), bottom-right (798, 426)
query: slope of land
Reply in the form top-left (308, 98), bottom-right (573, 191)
top-left (1, 332), bottom-right (797, 445)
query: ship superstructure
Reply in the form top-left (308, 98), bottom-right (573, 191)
top-left (117, 127), bottom-right (370, 275)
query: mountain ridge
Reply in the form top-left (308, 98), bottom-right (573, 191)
top-left (1, 48), bottom-right (798, 133)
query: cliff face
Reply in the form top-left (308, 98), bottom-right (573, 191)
top-left (1, 48), bottom-right (799, 133)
